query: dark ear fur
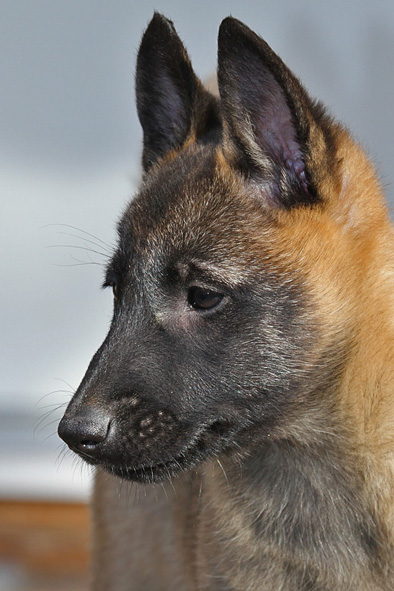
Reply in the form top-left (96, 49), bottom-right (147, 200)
top-left (218, 17), bottom-right (335, 208)
top-left (136, 13), bottom-right (220, 171)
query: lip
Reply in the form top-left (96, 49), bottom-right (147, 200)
top-left (102, 418), bottom-right (234, 483)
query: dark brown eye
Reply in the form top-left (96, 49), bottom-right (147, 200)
top-left (188, 287), bottom-right (223, 311)
top-left (112, 283), bottom-right (118, 299)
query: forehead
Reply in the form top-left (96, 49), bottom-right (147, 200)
top-left (117, 145), bottom-right (270, 276)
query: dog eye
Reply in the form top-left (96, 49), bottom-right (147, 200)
top-left (187, 287), bottom-right (223, 311)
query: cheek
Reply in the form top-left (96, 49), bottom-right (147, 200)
top-left (154, 297), bottom-right (195, 332)
top-left (156, 300), bottom-right (222, 346)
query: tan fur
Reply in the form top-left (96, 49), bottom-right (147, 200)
top-left (92, 125), bottom-right (394, 590)
top-left (74, 16), bottom-right (394, 591)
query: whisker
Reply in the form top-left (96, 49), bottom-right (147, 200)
top-left (53, 378), bottom-right (76, 391)
top-left (65, 251), bottom-right (97, 266)
top-left (34, 404), bottom-right (66, 437)
top-left (36, 389), bottom-right (73, 407)
top-left (46, 244), bottom-right (111, 259)
top-left (216, 457), bottom-right (230, 486)
top-left (55, 231), bottom-right (113, 255)
top-left (43, 223), bottom-right (113, 249)
top-left (53, 261), bottom-right (104, 268)
top-left (42, 425), bottom-right (64, 442)
top-left (55, 445), bottom-right (70, 470)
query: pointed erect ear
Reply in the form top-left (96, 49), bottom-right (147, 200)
top-left (136, 13), bottom-right (219, 172)
top-left (218, 17), bottom-right (336, 208)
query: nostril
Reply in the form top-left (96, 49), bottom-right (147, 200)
top-left (80, 439), bottom-right (101, 447)
top-left (79, 429), bottom-right (109, 449)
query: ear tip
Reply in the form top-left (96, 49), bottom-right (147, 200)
top-left (151, 11), bottom-right (173, 25)
top-left (219, 16), bottom-right (248, 40)
top-left (145, 12), bottom-right (176, 37)
top-left (218, 16), bottom-right (235, 39)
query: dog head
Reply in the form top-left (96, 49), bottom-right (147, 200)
top-left (58, 14), bottom-right (372, 483)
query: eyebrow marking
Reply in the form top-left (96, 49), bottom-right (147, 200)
top-left (174, 259), bottom-right (249, 288)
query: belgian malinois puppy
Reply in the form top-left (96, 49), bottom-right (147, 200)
top-left (58, 13), bottom-right (394, 590)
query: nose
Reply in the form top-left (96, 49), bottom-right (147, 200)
top-left (58, 409), bottom-right (111, 457)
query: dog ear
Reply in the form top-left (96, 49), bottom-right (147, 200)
top-left (136, 13), bottom-right (219, 172)
top-left (217, 17), bottom-right (336, 209)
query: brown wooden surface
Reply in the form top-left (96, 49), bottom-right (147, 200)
top-left (0, 500), bottom-right (89, 576)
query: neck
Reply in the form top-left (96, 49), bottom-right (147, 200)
top-left (200, 421), bottom-right (393, 590)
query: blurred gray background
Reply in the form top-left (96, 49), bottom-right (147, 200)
top-left (1, 0), bottom-right (394, 499)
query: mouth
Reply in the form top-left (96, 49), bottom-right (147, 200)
top-left (101, 418), bottom-right (234, 484)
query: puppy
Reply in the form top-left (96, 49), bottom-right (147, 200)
top-left (59, 14), bottom-right (394, 590)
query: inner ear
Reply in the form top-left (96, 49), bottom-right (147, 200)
top-left (218, 17), bottom-right (319, 208)
top-left (252, 73), bottom-right (308, 193)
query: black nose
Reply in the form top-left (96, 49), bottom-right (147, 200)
top-left (58, 409), bottom-right (111, 457)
